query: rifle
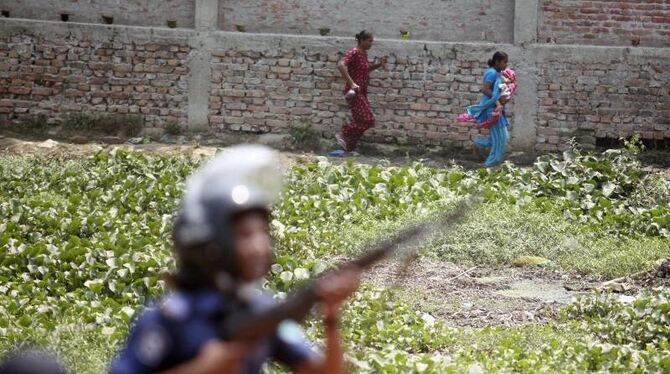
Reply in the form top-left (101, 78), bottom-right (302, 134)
top-left (220, 198), bottom-right (474, 341)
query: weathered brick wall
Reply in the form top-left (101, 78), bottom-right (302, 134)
top-left (0, 0), bottom-right (195, 28)
top-left (536, 48), bottom-right (670, 151)
top-left (539, 0), bottom-right (670, 47)
top-left (207, 40), bottom-right (517, 149)
top-left (2, 6), bottom-right (670, 153)
top-left (218, 0), bottom-right (515, 43)
top-left (0, 25), bottom-right (192, 129)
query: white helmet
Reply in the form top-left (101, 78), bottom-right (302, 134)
top-left (172, 144), bottom-right (284, 280)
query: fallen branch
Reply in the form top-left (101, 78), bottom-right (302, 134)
top-left (446, 266), bottom-right (478, 282)
top-left (599, 259), bottom-right (670, 291)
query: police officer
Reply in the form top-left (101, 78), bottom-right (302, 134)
top-left (110, 145), bottom-right (361, 374)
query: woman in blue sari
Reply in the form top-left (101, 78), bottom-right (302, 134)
top-left (467, 51), bottom-right (510, 167)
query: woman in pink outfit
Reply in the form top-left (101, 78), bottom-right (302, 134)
top-left (331, 30), bottom-right (387, 157)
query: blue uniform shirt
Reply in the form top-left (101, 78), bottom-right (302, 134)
top-left (110, 289), bottom-right (316, 374)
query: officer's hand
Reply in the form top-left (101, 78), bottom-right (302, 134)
top-left (314, 267), bottom-right (361, 317)
top-left (193, 340), bottom-right (250, 374)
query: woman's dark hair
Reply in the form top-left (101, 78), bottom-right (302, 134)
top-left (355, 30), bottom-right (373, 43)
top-left (487, 51), bottom-right (508, 67)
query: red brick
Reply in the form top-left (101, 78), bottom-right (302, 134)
top-left (539, 0), bottom-right (670, 47)
top-left (31, 87), bottom-right (52, 96)
top-left (9, 86), bottom-right (31, 95)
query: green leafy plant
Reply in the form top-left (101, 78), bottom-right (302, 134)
top-left (0, 147), bottom-right (668, 373)
top-left (622, 133), bottom-right (646, 155)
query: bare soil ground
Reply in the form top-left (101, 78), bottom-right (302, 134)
top-left (364, 258), bottom-right (599, 328)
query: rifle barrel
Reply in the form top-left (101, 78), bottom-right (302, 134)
top-left (221, 198), bottom-right (473, 341)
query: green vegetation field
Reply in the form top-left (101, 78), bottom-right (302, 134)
top-left (0, 142), bottom-right (669, 373)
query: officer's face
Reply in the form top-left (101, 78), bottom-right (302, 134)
top-left (232, 211), bottom-right (272, 282)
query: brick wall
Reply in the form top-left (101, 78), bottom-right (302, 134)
top-left (1, 10), bottom-right (669, 153)
top-left (536, 51), bottom-right (670, 151)
top-left (539, 0), bottom-right (670, 47)
top-left (0, 0), bottom-right (195, 28)
top-left (0, 27), bottom-right (191, 129)
top-left (207, 42), bottom-right (516, 149)
top-left (218, 0), bottom-right (515, 43)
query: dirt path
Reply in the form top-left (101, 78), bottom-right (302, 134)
top-left (0, 134), bottom-right (510, 170)
top-left (0, 135), bottom-right (215, 158)
top-left (2, 134), bottom-right (668, 178)
top-left (364, 257), bottom-right (598, 328)
top-left (0, 135), bottom-right (318, 171)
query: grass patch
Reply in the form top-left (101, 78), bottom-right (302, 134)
top-left (163, 121), bottom-right (182, 136)
top-left (288, 121), bottom-right (321, 151)
top-left (60, 112), bottom-right (143, 137)
top-left (17, 114), bottom-right (50, 132)
top-left (432, 202), bottom-right (670, 278)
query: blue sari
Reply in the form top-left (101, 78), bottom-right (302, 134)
top-left (467, 68), bottom-right (509, 167)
